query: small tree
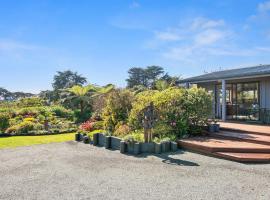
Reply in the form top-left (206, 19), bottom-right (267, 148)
top-left (102, 89), bottom-right (134, 132)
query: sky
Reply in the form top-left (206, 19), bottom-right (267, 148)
top-left (1, 0), bottom-right (270, 93)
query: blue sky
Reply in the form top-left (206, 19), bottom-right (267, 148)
top-left (1, 0), bottom-right (270, 93)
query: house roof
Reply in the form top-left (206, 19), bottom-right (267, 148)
top-left (181, 64), bottom-right (270, 83)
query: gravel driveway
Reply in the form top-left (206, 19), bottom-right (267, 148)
top-left (0, 141), bottom-right (270, 200)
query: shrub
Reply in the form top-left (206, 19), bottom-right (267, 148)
top-left (123, 130), bottom-right (144, 143)
top-left (50, 106), bottom-right (73, 119)
top-left (128, 87), bottom-right (211, 138)
top-left (102, 89), bottom-right (134, 132)
top-left (16, 97), bottom-right (45, 107)
top-left (5, 121), bottom-right (38, 134)
top-left (87, 129), bottom-right (105, 140)
top-left (79, 120), bottom-right (95, 132)
top-left (92, 121), bottom-right (104, 130)
top-left (0, 113), bottom-right (9, 132)
top-left (114, 124), bottom-right (131, 137)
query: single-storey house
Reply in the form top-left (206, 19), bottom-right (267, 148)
top-left (180, 65), bottom-right (270, 124)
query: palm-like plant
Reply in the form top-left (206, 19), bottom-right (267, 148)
top-left (61, 84), bottom-right (114, 116)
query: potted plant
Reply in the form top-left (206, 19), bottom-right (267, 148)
top-left (213, 119), bottom-right (220, 132)
top-left (208, 118), bottom-right (216, 133)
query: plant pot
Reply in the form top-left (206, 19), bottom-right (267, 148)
top-left (104, 136), bottom-right (111, 149)
top-left (120, 141), bottom-right (126, 154)
top-left (98, 133), bottom-right (105, 146)
top-left (75, 133), bottom-right (80, 141)
top-left (161, 141), bottom-right (170, 153)
top-left (155, 143), bottom-right (161, 154)
top-left (111, 137), bottom-right (121, 150)
top-left (93, 133), bottom-right (99, 146)
top-left (134, 143), bottom-right (141, 155)
top-left (127, 143), bottom-right (134, 154)
top-left (170, 141), bottom-right (178, 152)
top-left (214, 124), bottom-right (220, 132)
top-left (83, 136), bottom-right (89, 144)
top-left (208, 124), bottom-right (215, 133)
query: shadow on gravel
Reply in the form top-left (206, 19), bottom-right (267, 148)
top-left (127, 150), bottom-right (200, 167)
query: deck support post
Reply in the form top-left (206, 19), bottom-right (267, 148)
top-left (222, 79), bottom-right (226, 121)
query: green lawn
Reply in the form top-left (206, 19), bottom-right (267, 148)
top-left (0, 133), bottom-right (75, 149)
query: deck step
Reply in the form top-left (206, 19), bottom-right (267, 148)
top-left (214, 152), bottom-right (270, 162)
top-left (178, 137), bottom-right (270, 153)
top-left (220, 126), bottom-right (270, 137)
top-left (210, 131), bottom-right (270, 146)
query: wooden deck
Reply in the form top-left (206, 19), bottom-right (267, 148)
top-left (178, 122), bottom-right (270, 163)
top-left (219, 121), bottom-right (270, 136)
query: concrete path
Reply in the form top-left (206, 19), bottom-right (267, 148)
top-left (0, 142), bottom-right (270, 200)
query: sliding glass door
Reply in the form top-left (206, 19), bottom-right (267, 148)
top-left (215, 82), bottom-right (260, 121)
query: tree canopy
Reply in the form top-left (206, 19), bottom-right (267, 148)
top-left (52, 70), bottom-right (87, 90)
top-left (126, 66), bottom-right (181, 89)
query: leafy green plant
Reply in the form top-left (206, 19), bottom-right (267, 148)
top-left (102, 89), bottom-right (134, 132)
top-left (123, 130), bottom-right (144, 143)
top-left (0, 113), bottom-right (9, 132)
top-left (5, 121), bottom-right (40, 135)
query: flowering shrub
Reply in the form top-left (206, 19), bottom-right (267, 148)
top-left (79, 120), bottom-right (95, 132)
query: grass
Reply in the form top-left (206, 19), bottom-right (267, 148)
top-left (0, 133), bottom-right (75, 149)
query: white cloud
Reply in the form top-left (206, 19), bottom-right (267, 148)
top-left (194, 29), bottom-right (228, 46)
top-left (154, 30), bottom-right (183, 41)
top-left (0, 39), bottom-right (37, 52)
top-left (191, 17), bottom-right (225, 30)
top-left (258, 1), bottom-right (270, 12)
top-left (149, 16), bottom-right (270, 64)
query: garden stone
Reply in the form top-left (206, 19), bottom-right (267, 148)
top-left (83, 136), bottom-right (89, 144)
top-left (154, 143), bottom-right (161, 154)
top-left (93, 133), bottom-right (98, 146)
top-left (105, 136), bottom-right (111, 149)
top-left (170, 141), bottom-right (178, 152)
top-left (120, 141), bottom-right (126, 154)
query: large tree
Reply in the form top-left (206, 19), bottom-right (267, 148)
top-left (126, 66), bottom-right (165, 88)
top-left (0, 87), bottom-right (11, 100)
top-left (52, 70), bottom-right (87, 90)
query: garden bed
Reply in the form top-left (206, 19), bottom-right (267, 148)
top-left (75, 132), bottom-right (179, 155)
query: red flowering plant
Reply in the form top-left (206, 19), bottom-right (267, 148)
top-left (79, 119), bottom-right (96, 132)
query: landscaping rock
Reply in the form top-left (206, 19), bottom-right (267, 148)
top-left (120, 141), bottom-right (126, 154)
top-left (155, 143), bottom-right (162, 154)
top-left (105, 136), bottom-right (111, 149)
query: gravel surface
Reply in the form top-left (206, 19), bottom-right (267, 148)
top-left (0, 141), bottom-right (270, 200)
